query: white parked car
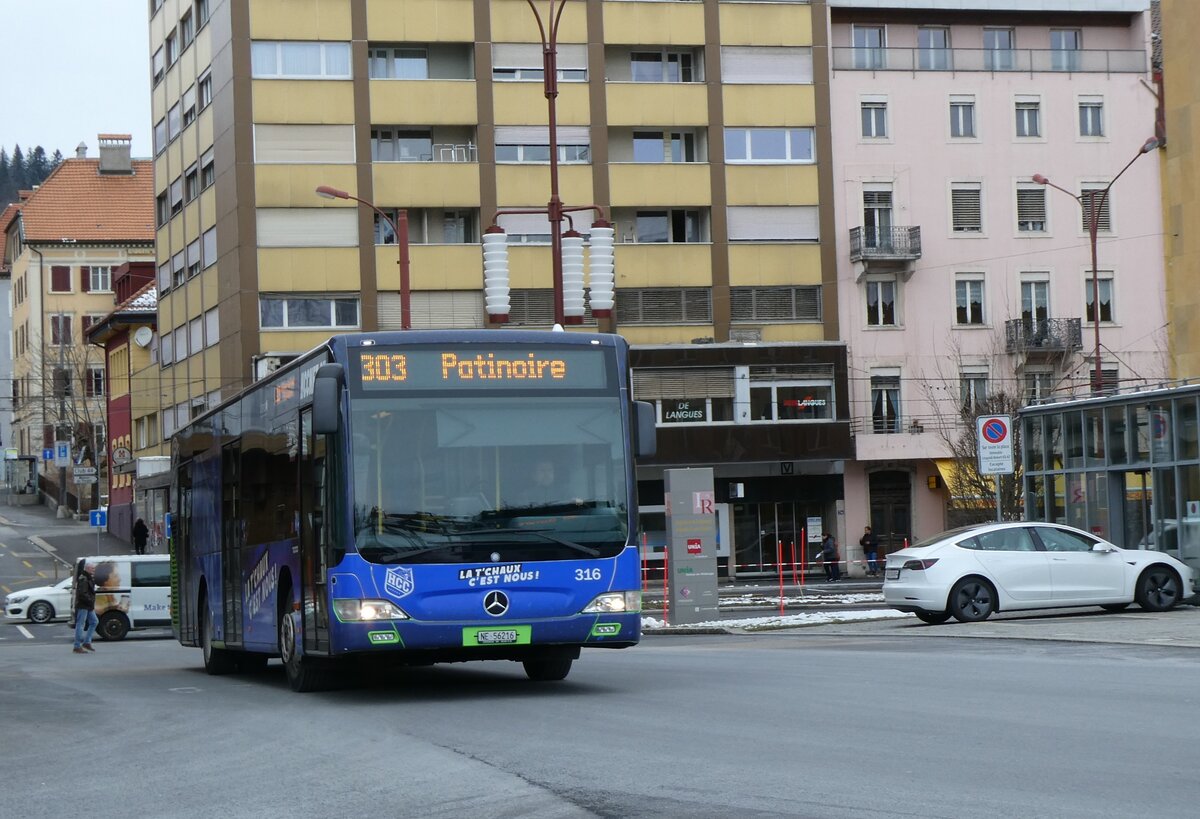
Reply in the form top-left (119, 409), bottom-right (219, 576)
top-left (4, 576), bottom-right (74, 624)
top-left (883, 522), bottom-right (1199, 624)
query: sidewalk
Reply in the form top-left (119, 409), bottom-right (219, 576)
top-left (0, 498), bottom-right (137, 570)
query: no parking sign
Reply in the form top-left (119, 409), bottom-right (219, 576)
top-left (976, 414), bottom-right (1014, 475)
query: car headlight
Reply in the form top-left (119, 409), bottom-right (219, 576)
top-left (582, 591), bottom-right (641, 614)
top-left (332, 599), bottom-right (410, 621)
top-left (7, 595), bottom-right (28, 605)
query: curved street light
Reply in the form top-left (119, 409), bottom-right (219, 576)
top-left (316, 185), bottom-right (410, 331)
top-left (1033, 137), bottom-right (1159, 394)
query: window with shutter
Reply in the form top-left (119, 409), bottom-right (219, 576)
top-left (50, 266), bottom-right (71, 293)
top-left (1080, 187), bottom-right (1112, 232)
top-left (632, 368), bottom-right (735, 401)
top-left (615, 288), bottom-right (711, 324)
top-left (951, 185), bottom-right (982, 232)
top-left (1016, 187), bottom-right (1047, 232)
top-left (80, 266), bottom-right (91, 292)
top-left (730, 287), bottom-right (822, 322)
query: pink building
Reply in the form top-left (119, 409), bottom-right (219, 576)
top-left (829, 0), bottom-right (1166, 565)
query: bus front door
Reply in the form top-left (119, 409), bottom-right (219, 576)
top-left (300, 410), bottom-right (330, 653)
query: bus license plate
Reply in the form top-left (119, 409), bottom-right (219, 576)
top-left (477, 629), bottom-right (519, 644)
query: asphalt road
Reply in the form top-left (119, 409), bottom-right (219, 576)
top-left (2, 624), bottom-right (1197, 819)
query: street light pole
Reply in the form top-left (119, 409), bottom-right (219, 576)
top-left (1032, 137), bottom-right (1159, 395)
top-left (315, 185), bottom-right (411, 330)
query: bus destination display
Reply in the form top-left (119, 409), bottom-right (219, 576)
top-left (356, 347), bottom-right (609, 391)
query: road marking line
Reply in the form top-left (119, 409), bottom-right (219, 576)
top-left (38, 570), bottom-right (49, 577)
top-left (1, 584), bottom-right (9, 594)
top-left (16, 625), bottom-right (34, 639)
top-left (22, 560), bottom-right (33, 569)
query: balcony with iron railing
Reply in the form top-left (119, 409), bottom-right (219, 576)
top-left (1005, 318), bottom-right (1083, 355)
top-left (832, 47), bottom-right (1146, 74)
top-left (849, 226), bottom-right (922, 264)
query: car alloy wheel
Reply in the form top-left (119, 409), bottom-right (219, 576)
top-left (1136, 568), bottom-right (1180, 612)
top-left (27, 601), bottom-right (55, 624)
top-left (949, 577), bottom-right (996, 623)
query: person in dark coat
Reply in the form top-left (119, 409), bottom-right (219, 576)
top-left (859, 525), bottom-right (880, 577)
top-left (132, 518), bottom-right (150, 555)
top-left (72, 563), bottom-right (98, 654)
top-left (820, 532), bottom-right (841, 582)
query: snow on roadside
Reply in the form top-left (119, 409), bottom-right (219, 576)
top-left (642, 609), bottom-right (913, 632)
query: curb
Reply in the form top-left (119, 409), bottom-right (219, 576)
top-left (28, 535), bottom-right (73, 568)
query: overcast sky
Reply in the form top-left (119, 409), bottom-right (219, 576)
top-left (1, 1), bottom-right (152, 160)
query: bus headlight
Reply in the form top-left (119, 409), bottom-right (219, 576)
top-left (333, 599), bottom-right (410, 621)
top-left (582, 591), bottom-right (641, 614)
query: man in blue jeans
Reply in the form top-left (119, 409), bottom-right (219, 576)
top-left (72, 563), bottom-right (97, 654)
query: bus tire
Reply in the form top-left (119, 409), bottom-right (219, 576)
top-left (522, 649), bottom-right (574, 682)
top-left (97, 611), bottom-right (130, 641)
top-left (279, 606), bottom-right (329, 692)
top-left (200, 594), bottom-right (237, 675)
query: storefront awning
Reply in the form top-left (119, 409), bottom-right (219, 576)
top-left (934, 459), bottom-right (994, 500)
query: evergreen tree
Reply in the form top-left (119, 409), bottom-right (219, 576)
top-left (51, 149), bottom-right (64, 168)
top-left (26, 146), bottom-right (50, 182)
top-left (0, 148), bottom-right (10, 207)
top-left (9, 145), bottom-right (26, 193)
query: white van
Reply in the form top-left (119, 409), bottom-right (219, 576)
top-left (72, 555), bottom-right (172, 641)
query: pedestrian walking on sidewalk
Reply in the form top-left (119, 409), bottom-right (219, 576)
top-left (860, 525), bottom-right (880, 577)
top-left (820, 532), bottom-right (840, 582)
top-left (72, 563), bottom-right (98, 654)
top-left (132, 518), bottom-right (149, 555)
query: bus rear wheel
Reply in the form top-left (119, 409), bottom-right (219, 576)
top-left (279, 607), bottom-right (330, 692)
top-left (201, 597), bottom-right (237, 675)
top-left (522, 648), bottom-right (575, 682)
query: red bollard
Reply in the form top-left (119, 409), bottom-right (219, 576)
top-left (790, 540), bottom-right (798, 586)
top-left (776, 539), bottom-right (785, 615)
top-left (661, 545), bottom-right (669, 625)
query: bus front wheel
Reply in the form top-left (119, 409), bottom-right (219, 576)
top-left (522, 648), bottom-right (575, 682)
top-left (279, 607), bottom-right (329, 692)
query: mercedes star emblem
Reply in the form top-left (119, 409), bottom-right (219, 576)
top-left (484, 590), bottom-right (509, 617)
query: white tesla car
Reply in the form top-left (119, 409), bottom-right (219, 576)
top-left (883, 522), bottom-right (1198, 624)
top-left (4, 576), bottom-right (74, 624)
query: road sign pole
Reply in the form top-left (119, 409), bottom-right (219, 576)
top-left (995, 478), bottom-right (1002, 523)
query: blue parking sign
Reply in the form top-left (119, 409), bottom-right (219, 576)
top-left (164, 513), bottom-right (173, 539)
top-left (43, 448), bottom-right (53, 461)
top-left (89, 509), bottom-right (107, 527)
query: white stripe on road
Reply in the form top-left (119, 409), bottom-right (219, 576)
top-left (16, 625), bottom-right (34, 639)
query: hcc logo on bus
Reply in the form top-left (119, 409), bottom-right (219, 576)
top-left (484, 590), bottom-right (509, 617)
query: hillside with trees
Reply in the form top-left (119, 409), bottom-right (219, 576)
top-left (0, 145), bottom-right (64, 207)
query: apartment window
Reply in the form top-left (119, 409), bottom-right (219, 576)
top-left (1021, 277), bottom-right (1051, 327)
top-left (53, 368), bottom-right (73, 398)
top-left (871, 373), bottom-right (901, 433)
top-left (50, 314), bottom-right (72, 345)
top-left (615, 288), bottom-right (712, 325)
top-left (182, 86), bottom-right (197, 127)
top-left (198, 71), bottom-right (213, 109)
top-left (731, 286), bottom-right (822, 323)
top-left (205, 307), bottom-right (219, 347)
top-left (184, 164), bottom-right (199, 201)
top-left (170, 177), bottom-right (184, 216)
top-left (495, 126), bottom-right (590, 164)
top-left (1016, 186), bottom-right (1047, 233)
top-left (951, 183), bottom-right (982, 233)
top-left (180, 11), bottom-right (194, 49)
top-left (375, 208), bottom-right (477, 245)
top-left (250, 41), bottom-right (352, 79)
top-left (153, 118), bottom-right (167, 155)
top-left (727, 206), bottom-right (819, 242)
top-left (749, 377), bottom-right (835, 423)
top-left (950, 96), bottom-right (976, 138)
top-left (1024, 370), bottom-right (1054, 403)
top-left (918, 26), bottom-right (951, 70)
top-left (631, 50), bottom-right (695, 83)
top-left (85, 367), bottom-right (105, 398)
top-left (158, 261), bottom-right (171, 293)
top-left (368, 46), bottom-right (428, 79)
top-left (89, 266), bottom-right (112, 292)
top-left (861, 101), bottom-right (887, 138)
top-left (635, 210), bottom-right (701, 243)
top-left (1016, 100), bottom-right (1041, 137)
top-left (260, 295), bottom-right (360, 329)
top-left (852, 25), bottom-right (886, 70)
top-left (492, 43), bottom-right (586, 81)
top-left (634, 130), bottom-right (699, 163)
top-left (960, 369), bottom-right (988, 413)
top-left (984, 28), bottom-right (1015, 71)
top-left (50, 265), bottom-right (72, 293)
top-left (955, 275), bottom-right (985, 325)
top-left (1051, 29), bottom-right (1082, 72)
top-left (865, 278), bottom-right (896, 326)
top-left (1085, 272), bottom-right (1115, 323)
top-left (201, 227), bottom-right (217, 268)
top-left (152, 47), bottom-right (164, 85)
top-left (1078, 98), bottom-right (1104, 137)
top-left (168, 103), bottom-right (182, 141)
top-left (190, 317), bottom-right (204, 354)
top-left (196, 0), bottom-right (209, 27)
top-left (200, 149), bottom-right (215, 189)
top-left (156, 191), bottom-right (170, 227)
top-left (166, 30), bottom-right (178, 66)
top-left (174, 325), bottom-right (188, 361)
top-left (172, 251), bottom-right (186, 288)
top-left (1080, 186), bottom-right (1112, 233)
top-left (725, 128), bottom-right (814, 163)
top-left (186, 239), bottom-right (201, 278)
top-left (721, 47), bottom-right (812, 84)
top-left (371, 128), bottom-right (433, 162)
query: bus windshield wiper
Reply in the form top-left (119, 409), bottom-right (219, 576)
top-left (431, 527), bottom-right (601, 557)
top-left (357, 543), bottom-right (466, 564)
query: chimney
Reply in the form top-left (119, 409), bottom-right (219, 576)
top-left (76, 142), bottom-right (88, 159)
top-left (98, 133), bottom-right (133, 175)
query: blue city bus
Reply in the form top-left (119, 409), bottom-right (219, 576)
top-left (171, 330), bottom-right (655, 691)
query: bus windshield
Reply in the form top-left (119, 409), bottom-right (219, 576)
top-left (349, 395), bottom-right (630, 564)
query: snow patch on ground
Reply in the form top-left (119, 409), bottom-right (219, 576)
top-left (642, 608), bottom-right (913, 632)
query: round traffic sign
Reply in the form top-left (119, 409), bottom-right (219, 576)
top-left (982, 418), bottom-right (1008, 443)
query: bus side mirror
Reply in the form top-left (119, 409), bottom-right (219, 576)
top-left (635, 401), bottom-right (657, 459)
top-left (313, 364), bottom-right (344, 434)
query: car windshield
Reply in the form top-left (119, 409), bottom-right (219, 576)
top-left (350, 394), bottom-right (630, 563)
